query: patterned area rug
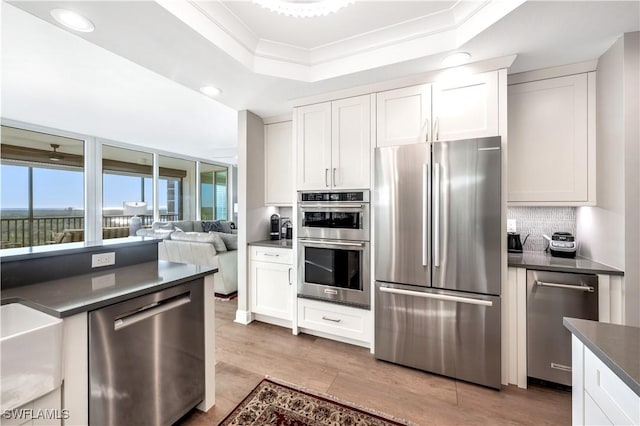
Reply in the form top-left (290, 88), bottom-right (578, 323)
top-left (219, 378), bottom-right (411, 426)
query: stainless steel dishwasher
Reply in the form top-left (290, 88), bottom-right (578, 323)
top-left (89, 279), bottom-right (204, 426)
top-left (527, 270), bottom-right (598, 386)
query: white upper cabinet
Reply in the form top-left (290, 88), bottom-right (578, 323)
top-left (296, 95), bottom-right (371, 190)
top-left (376, 84), bottom-right (432, 147)
top-left (508, 73), bottom-right (595, 205)
top-left (332, 95), bottom-right (371, 189)
top-left (432, 71), bottom-right (499, 141)
top-left (376, 71), bottom-right (499, 147)
top-left (296, 102), bottom-right (332, 190)
top-left (265, 120), bottom-right (293, 206)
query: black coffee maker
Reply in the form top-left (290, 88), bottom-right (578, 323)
top-left (507, 232), bottom-right (529, 253)
top-left (270, 214), bottom-right (281, 240)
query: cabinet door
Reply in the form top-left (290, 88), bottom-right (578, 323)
top-left (331, 95), bottom-right (371, 189)
top-left (250, 260), bottom-right (293, 320)
top-left (376, 84), bottom-right (431, 147)
top-left (508, 74), bottom-right (589, 203)
top-left (432, 71), bottom-right (499, 141)
top-left (265, 121), bottom-right (293, 205)
top-left (296, 102), bottom-right (332, 190)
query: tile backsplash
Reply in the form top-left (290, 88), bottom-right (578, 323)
top-left (507, 207), bottom-right (577, 252)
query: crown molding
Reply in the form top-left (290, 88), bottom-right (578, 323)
top-left (288, 55), bottom-right (518, 108)
top-left (157, 0), bottom-right (525, 82)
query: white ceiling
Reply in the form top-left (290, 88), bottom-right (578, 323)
top-left (2, 1), bottom-right (639, 162)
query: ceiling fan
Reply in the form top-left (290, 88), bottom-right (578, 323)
top-left (49, 144), bottom-right (64, 161)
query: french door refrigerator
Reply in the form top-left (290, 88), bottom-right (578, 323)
top-left (374, 136), bottom-right (502, 389)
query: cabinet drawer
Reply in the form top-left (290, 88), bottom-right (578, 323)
top-left (297, 298), bottom-right (371, 343)
top-left (584, 347), bottom-right (639, 425)
top-left (250, 246), bottom-right (292, 264)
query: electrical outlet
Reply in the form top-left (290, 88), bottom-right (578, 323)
top-left (507, 219), bottom-right (517, 233)
top-left (92, 252), bottom-right (115, 268)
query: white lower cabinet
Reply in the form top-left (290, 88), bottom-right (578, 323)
top-left (250, 246), bottom-right (293, 325)
top-left (572, 336), bottom-right (639, 426)
top-left (297, 298), bottom-right (372, 347)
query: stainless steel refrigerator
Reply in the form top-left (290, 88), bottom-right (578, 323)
top-left (374, 136), bottom-right (502, 389)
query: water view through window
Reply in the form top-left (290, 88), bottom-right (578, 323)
top-left (1, 126), bottom-right (231, 248)
top-left (0, 126), bottom-right (85, 247)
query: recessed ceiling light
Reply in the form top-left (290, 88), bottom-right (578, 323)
top-left (442, 52), bottom-right (471, 68)
top-left (200, 86), bottom-right (222, 97)
top-left (50, 9), bottom-right (95, 33)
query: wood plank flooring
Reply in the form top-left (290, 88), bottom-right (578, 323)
top-left (177, 299), bottom-right (571, 425)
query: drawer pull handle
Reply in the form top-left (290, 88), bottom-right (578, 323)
top-left (536, 281), bottom-right (594, 292)
top-left (322, 316), bottom-right (341, 323)
top-left (264, 253), bottom-right (280, 257)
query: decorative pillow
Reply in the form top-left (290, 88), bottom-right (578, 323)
top-left (218, 221), bottom-right (233, 234)
top-left (201, 221), bottom-right (222, 232)
top-left (152, 222), bottom-right (175, 231)
top-left (136, 229), bottom-right (173, 239)
top-left (210, 231), bottom-right (237, 250)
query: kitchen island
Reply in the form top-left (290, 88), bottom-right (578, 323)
top-left (564, 318), bottom-right (639, 425)
top-left (1, 240), bottom-right (217, 426)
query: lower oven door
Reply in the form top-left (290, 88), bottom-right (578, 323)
top-left (298, 238), bottom-right (370, 309)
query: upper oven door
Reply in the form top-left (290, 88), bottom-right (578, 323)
top-left (298, 203), bottom-right (369, 240)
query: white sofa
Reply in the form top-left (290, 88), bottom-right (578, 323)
top-left (138, 220), bottom-right (238, 295)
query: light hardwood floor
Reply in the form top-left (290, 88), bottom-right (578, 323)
top-left (178, 299), bottom-right (571, 425)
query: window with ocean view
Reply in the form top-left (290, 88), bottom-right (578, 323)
top-left (102, 145), bottom-right (154, 239)
top-left (200, 162), bottom-right (228, 221)
top-left (0, 126), bottom-right (85, 247)
top-left (1, 125), bottom-right (232, 249)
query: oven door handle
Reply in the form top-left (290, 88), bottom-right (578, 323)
top-left (299, 239), bottom-right (364, 247)
top-left (300, 204), bottom-right (364, 209)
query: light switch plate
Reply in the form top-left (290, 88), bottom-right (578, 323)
top-left (507, 219), bottom-right (517, 233)
top-left (92, 252), bottom-right (115, 268)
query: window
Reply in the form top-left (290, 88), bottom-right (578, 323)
top-left (158, 156), bottom-right (195, 222)
top-left (0, 126), bottom-right (84, 247)
top-left (200, 163), bottom-right (228, 220)
top-left (102, 145), bottom-right (153, 238)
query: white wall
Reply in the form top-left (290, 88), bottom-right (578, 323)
top-left (236, 110), bottom-right (272, 323)
top-left (577, 32), bottom-right (640, 326)
top-left (623, 32), bottom-right (639, 327)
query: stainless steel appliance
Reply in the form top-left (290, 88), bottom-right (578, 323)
top-left (298, 190), bottom-right (370, 308)
top-left (89, 280), bottom-right (204, 425)
top-left (298, 191), bottom-right (369, 241)
top-left (270, 213), bottom-right (281, 240)
top-left (546, 232), bottom-right (577, 258)
top-left (527, 270), bottom-right (598, 386)
top-left (375, 137), bottom-right (502, 389)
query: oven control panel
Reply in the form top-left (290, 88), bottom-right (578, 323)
top-left (300, 191), bottom-right (368, 202)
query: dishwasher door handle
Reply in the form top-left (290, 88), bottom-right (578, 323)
top-left (536, 281), bottom-right (595, 292)
top-left (114, 293), bottom-right (191, 330)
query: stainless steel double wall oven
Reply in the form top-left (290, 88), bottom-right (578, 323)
top-left (297, 191), bottom-right (370, 308)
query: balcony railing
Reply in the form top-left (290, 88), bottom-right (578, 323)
top-left (0, 214), bottom-right (179, 248)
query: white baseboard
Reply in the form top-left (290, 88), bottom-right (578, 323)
top-left (234, 309), bottom-right (253, 325)
top-left (253, 313), bottom-right (292, 329)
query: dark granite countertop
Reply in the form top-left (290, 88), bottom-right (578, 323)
top-left (508, 252), bottom-right (623, 276)
top-left (564, 318), bottom-right (640, 396)
top-left (1, 260), bottom-right (217, 318)
top-left (249, 239), bottom-right (293, 249)
top-left (0, 236), bottom-right (160, 262)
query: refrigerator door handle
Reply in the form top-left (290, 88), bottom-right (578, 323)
top-left (422, 163), bottom-right (429, 266)
top-left (379, 286), bottom-right (493, 307)
top-left (433, 162), bottom-right (441, 267)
